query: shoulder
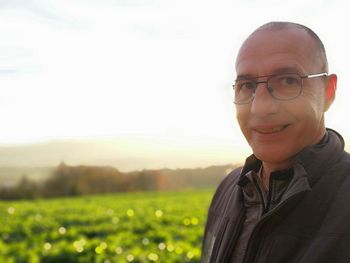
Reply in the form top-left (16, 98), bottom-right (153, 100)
top-left (326, 150), bottom-right (350, 181)
top-left (319, 150), bottom-right (350, 214)
top-left (208, 167), bottom-right (242, 213)
top-left (315, 151), bottom-right (350, 234)
top-left (214, 167), bottom-right (241, 197)
top-left (332, 151), bottom-right (350, 191)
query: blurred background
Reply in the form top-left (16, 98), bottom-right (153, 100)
top-left (1, 0), bottom-right (350, 180)
top-left (0, 0), bottom-right (349, 262)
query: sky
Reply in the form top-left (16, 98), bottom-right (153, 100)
top-left (0, 0), bottom-right (350, 169)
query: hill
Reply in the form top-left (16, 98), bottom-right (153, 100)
top-left (0, 166), bottom-right (53, 187)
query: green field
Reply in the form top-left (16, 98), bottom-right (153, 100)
top-left (0, 190), bottom-right (213, 263)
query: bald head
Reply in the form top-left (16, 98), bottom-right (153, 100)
top-left (237, 21), bottom-right (329, 73)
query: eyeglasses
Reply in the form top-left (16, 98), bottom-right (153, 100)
top-left (232, 72), bottom-right (328, 104)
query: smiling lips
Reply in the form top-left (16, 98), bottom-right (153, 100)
top-left (253, 124), bottom-right (289, 134)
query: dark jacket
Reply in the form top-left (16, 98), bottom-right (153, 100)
top-left (201, 129), bottom-right (350, 263)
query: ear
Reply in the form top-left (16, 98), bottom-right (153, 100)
top-left (324, 74), bottom-right (337, 112)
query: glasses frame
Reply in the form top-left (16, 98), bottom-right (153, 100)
top-left (232, 72), bottom-right (328, 104)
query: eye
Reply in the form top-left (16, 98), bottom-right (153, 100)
top-left (239, 80), bottom-right (256, 91)
top-left (269, 74), bottom-right (302, 100)
top-left (283, 76), bottom-right (299, 85)
top-left (277, 75), bottom-right (301, 86)
top-left (233, 79), bottom-right (256, 103)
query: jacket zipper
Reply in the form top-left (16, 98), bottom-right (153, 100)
top-left (252, 176), bottom-right (267, 214)
top-left (242, 189), bottom-right (309, 263)
top-left (263, 176), bottom-right (274, 214)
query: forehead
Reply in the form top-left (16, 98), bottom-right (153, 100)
top-left (235, 28), bottom-right (319, 77)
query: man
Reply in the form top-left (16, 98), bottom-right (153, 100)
top-left (201, 21), bottom-right (350, 263)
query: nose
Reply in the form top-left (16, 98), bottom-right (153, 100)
top-left (250, 82), bottom-right (279, 116)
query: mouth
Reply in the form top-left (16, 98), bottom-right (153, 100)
top-left (254, 124), bottom-right (289, 134)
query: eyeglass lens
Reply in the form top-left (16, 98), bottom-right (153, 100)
top-left (233, 73), bottom-right (302, 104)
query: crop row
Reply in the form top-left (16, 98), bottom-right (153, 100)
top-left (0, 190), bottom-right (213, 263)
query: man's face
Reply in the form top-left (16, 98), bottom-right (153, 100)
top-left (235, 28), bottom-right (331, 166)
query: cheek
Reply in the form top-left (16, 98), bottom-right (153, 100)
top-left (288, 99), bottom-right (322, 126)
top-left (236, 107), bottom-right (251, 137)
top-left (288, 95), bottom-right (326, 143)
top-left (301, 87), bottom-right (326, 113)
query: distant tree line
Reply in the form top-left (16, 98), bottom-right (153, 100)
top-left (0, 162), bottom-right (237, 200)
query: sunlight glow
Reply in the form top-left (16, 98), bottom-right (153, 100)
top-left (0, 0), bottom-right (349, 169)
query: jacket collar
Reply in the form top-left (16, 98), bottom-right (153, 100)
top-left (238, 128), bottom-right (345, 187)
top-left (295, 128), bottom-right (345, 185)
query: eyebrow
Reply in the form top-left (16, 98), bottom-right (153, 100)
top-left (235, 66), bottom-right (304, 80)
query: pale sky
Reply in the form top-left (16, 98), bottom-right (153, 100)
top-left (0, 0), bottom-right (350, 169)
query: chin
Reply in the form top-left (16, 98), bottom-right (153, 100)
top-left (252, 147), bottom-right (295, 165)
